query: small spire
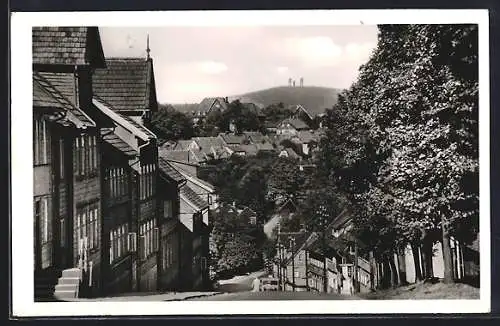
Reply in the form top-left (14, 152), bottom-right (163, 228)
top-left (146, 34), bottom-right (151, 60)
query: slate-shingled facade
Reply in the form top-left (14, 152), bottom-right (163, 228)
top-left (34, 26), bottom-right (212, 300)
top-left (33, 26), bottom-right (107, 300)
top-left (92, 57), bottom-right (158, 126)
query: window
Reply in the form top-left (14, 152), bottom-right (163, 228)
top-left (75, 203), bottom-right (99, 253)
top-left (109, 223), bottom-right (129, 263)
top-left (140, 164), bottom-right (156, 200)
top-left (295, 271), bottom-right (300, 278)
top-left (74, 135), bottom-right (98, 177)
top-left (139, 219), bottom-right (158, 260)
top-left (164, 200), bottom-right (173, 219)
top-left (107, 167), bottom-right (129, 199)
top-left (33, 117), bottom-right (51, 165)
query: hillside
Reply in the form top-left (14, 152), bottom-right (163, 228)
top-left (229, 86), bottom-right (343, 116)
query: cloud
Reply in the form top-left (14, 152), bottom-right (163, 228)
top-left (197, 61), bottom-right (228, 75)
top-left (284, 36), bottom-right (343, 67)
top-left (344, 42), bottom-right (376, 62)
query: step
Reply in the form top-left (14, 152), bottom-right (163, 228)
top-left (62, 268), bottom-right (82, 279)
top-left (54, 290), bottom-right (78, 299)
top-left (55, 284), bottom-right (79, 292)
top-left (57, 277), bottom-right (81, 285)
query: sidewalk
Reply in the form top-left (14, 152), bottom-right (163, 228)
top-left (61, 291), bottom-right (224, 302)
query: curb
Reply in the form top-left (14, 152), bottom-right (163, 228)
top-left (165, 292), bottom-right (225, 301)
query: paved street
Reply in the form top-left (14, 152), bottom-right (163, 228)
top-left (189, 290), bottom-right (359, 300)
top-left (216, 270), bottom-right (269, 293)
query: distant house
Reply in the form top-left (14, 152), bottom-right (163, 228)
top-left (289, 103), bottom-right (328, 121)
top-left (276, 118), bottom-right (310, 136)
top-left (291, 130), bottom-right (322, 156)
top-left (92, 57), bottom-right (158, 126)
top-left (264, 121), bottom-right (278, 134)
top-left (200, 97), bottom-right (229, 113)
top-left (218, 132), bottom-right (248, 146)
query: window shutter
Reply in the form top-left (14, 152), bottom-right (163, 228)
top-left (128, 232), bottom-right (137, 252)
top-left (109, 232), bottom-right (114, 263)
top-left (153, 227), bottom-right (159, 252)
top-left (140, 235), bottom-right (146, 260)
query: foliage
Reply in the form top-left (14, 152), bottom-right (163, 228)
top-left (316, 24), bottom-right (479, 278)
top-left (209, 205), bottom-right (262, 278)
top-left (261, 103), bottom-right (294, 125)
top-left (148, 105), bottom-right (194, 142)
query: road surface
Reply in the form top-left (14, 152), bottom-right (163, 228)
top-left (215, 270), bottom-right (269, 293)
top-left (188, 290), bottom-right (359, 300)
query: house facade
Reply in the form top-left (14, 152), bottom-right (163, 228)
top-left (33, 27), bottom-right (107, 300)
top-left (157, 158), bottom-right (186, 291)
top-left (276, 118), bottom-right (309, 136)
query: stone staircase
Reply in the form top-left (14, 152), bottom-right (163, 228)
top-left (53, 268), bottom-right (82, 300)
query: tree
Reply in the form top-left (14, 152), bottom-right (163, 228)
top-left (261, 103), bottom-right (293, 125)
top-left (316, 24), bottom-right (478, 285)
top-left (148, 105), bottom-right (194, 142)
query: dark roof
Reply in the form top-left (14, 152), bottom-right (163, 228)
top-left (32, 27), bottom-right (105, 67)
top-left (243, 102), bottom-right (264, 116)
top-left (37, 72), bottom-right (77, 106)
top-left (92, 57), bottom-right (157, 113)
top-left (158, 157), bottom-right (186, 184)
top-left (329, 209), bottom-right (352, 231)
top-left (180, 185), bottom-right (208, 211)
top-left (238, 206), bottom-right (257, 221)
top-left (33, 72), bottom-right (95, 128)
top-left (100, 129), bottom-right (137, 156)
top-left (198, 97), bottom-right (228, 113)
top-left (278, 118), bottom-right (309, 130)
top-left (276, 198), bottom-right (298, 214)
top-left (219, 133), bottom-right (247, 145)
top-left (159, 149), bottom-right (201, 164)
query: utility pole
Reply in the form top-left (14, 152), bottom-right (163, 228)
top-left (290, 237), bottom-right (296, 292)
top-left (276, 223), bottom-right (281, 290)
top-left (354, 240), bottom-right (360, 293)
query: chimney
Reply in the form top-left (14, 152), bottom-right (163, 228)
top-left (225, 97), bottom-right (229, 103)
top-left (293, 80), bottom-right (296, 87)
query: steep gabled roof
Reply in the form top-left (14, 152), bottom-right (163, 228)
top-left (92, 57), bottom-right (158, 113)
top-left (100, 129), bottom-right (137, 157)
top-left (218, 133), bottom-right (247, 145)
top-left (158, 157), bottom-right (186, 184)
top-left (180, 184), bottom-right (209, 211)
top-left (33, 72), bottom-right (95, 129)
top-left (238, 206), bottom-right (257, 222)
top-left (278, 117), bottom-right (309, 130)
top-left (198, 97), bottom-right (228, 113)
top-left (32, 27), bottom-right (105, 67)
top-left (92, 97), bottom-right (157, 142)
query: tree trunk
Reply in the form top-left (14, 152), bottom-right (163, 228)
top-left (422, 239), bottom-right (434, 279)
top-left (369, 251), bottom-right (375, 291)
top-left (388, 254), bottom-right (399, 288)
top-left (411, 243), bottom-right (423, 281)
top-left (441, 224), bottom-right (454, 284)
top-left (382, 257), bottom-right (391, 289)
top-left (397, 248), bottom-right (408, 285)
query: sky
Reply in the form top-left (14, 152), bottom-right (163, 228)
top-left (99, 26), bottom-right (379, 104)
